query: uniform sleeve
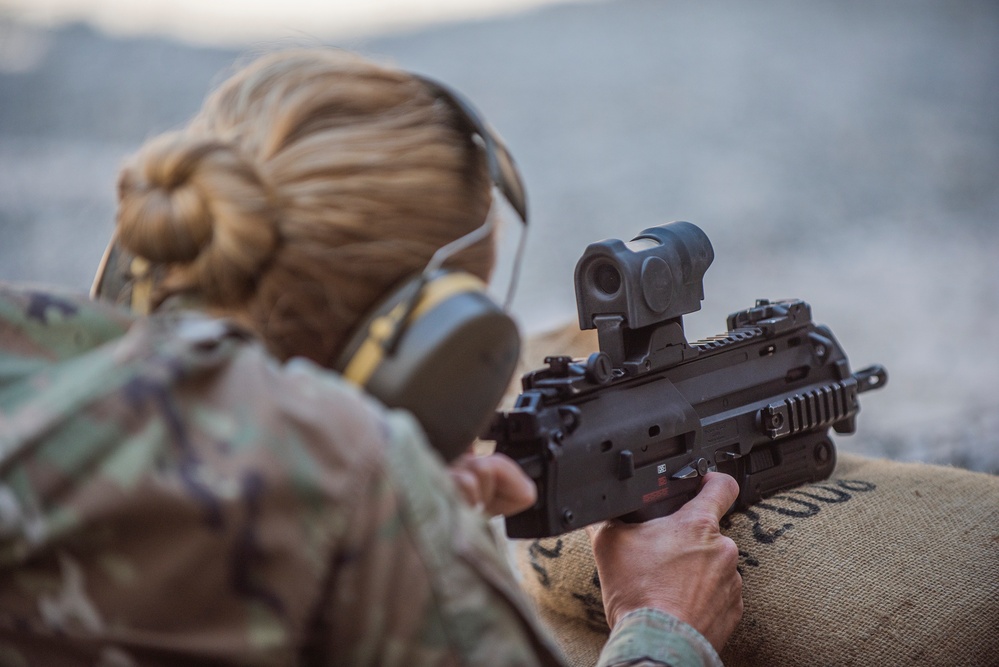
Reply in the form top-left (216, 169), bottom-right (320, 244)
top-left (315, 408), bottom-right (565, 666)
top-left (597, 608), bottom-right (723, 667)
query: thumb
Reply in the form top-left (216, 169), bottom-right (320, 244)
top-left (677, 472), bottom-right (739, 522)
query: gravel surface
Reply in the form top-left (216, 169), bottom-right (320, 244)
top-left (1, 0), bottom-right (997, 472)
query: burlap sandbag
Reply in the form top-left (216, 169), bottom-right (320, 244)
top-left (506, 327), bottom-right (999, 666)
top-left (512, 455), bottom-right (999, 666)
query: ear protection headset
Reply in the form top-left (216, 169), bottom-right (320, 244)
top-left (92, 74), bottom-right (528, 463)
top-left (331, 76), bottom-right (528, 462)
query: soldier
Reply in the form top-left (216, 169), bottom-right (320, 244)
top-left (0, 49), bottom-right (741, 665)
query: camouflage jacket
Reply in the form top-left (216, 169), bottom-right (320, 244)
top-left (0, 284), bottom-right (719, 667)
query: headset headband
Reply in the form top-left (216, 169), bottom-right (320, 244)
top-left (415, 75), bottom-right (528, 225)
top-left (411, 75), bottom-right (530, 317)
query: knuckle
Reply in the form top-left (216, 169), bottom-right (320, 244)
top-left (718, 536), bottom-right (740, 565)
top-left (586, 520), bottom-right (616, 546)
top-left (732, 569), bottom-right (744, 594)
top-left (683, 511), bottom-right (721, 535)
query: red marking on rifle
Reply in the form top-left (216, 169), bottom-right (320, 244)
top-left (643, 487), bottom-right (671, 505)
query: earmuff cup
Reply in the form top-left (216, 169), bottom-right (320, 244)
top-left (334, 271), bottom-right (521, 462)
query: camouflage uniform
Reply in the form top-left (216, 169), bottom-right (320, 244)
top-left (0, 284), bottom-right (719, 667)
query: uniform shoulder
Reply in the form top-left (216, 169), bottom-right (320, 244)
top-left (0, 283), bottom-right (136, 361)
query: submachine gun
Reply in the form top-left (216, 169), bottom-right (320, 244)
top-left (487, 221), bottom-right (887, 539)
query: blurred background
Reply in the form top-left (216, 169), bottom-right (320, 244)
top-left (1, 0), bottom-right (996, 473)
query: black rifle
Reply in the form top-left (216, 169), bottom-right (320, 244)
top-left (486, 221), bottom-right (887, 539)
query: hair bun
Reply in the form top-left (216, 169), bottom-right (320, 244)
top-left (116, 131), bottom-right (279, 305)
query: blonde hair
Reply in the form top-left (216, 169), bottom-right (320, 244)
top-left (115, 49), bottom-right (494, 365)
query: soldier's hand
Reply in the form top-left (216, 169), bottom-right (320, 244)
top-left (586, 472), bottom-right (743, 652)
top-left (449, 452), bottom-right (537, 517)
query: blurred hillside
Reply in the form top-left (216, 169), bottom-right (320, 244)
top-left (1, 0), bottom-right (997, 472)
